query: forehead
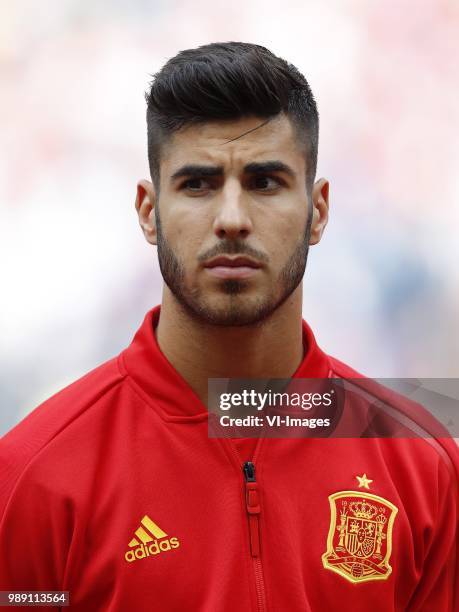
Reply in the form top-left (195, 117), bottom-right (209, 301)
top-left (160, 114), bottom-right (306, 176)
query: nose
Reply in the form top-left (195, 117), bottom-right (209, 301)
top-left (212, 178), bottom-right (253, 240)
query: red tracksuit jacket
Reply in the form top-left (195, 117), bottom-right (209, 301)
top-left (1, 305), bottom-right (458, 611)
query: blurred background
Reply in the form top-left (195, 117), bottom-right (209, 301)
top-left (1, 0), bottom-right (458, 434)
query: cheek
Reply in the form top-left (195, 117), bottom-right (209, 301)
top-left (261, 209), bottom-right (308, 260)
top-left (162, 211), bottom-right (205, 256)
top-left (171, 203), bottom-right (210, 236)
top-left (170, 228), bottom-right (206, 275)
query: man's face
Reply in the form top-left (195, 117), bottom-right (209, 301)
top-left (138, 114), bottom-right (328, 326)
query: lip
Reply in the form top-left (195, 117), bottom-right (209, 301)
top-left (203, 256), bottom-right (262, 280)
top-left (204, 256), bottom-right (262, 269)
top-left (205, 266), bottom-right (260, 279)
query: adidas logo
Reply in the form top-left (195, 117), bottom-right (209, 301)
top-left (124, 515), bottom-right (180, 563)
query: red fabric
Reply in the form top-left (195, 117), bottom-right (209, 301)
top-left (1, 305), bottom-right (457, 611)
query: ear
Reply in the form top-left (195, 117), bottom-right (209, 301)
top-left (135, 179), bottom-right (157, 245)
top-left (309, 178), bottom-right (329, 246)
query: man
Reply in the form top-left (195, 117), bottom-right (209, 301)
top-left (1, 42), bottom-right (457, 611)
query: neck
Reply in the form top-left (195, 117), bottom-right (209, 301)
top-left (155, 287), bottom-right (305, 406)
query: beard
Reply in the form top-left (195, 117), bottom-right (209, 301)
top-left (155, 203), bottom-right (312, 327)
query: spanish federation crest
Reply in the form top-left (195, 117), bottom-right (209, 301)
top-left (322, 491), bottom-right (398, 583)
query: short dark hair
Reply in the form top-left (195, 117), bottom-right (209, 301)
top-left (145, 42), bottom-right (319, 193)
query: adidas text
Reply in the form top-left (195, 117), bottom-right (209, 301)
top-left (125, 537), bottom-right (180, 563)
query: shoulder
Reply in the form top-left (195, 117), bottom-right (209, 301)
top-left (326, 353), bottom-right (459, 485)
top-left (0, 356), bottom-right (126, 516)
top-left (327, 354), bottom-right (366, 378)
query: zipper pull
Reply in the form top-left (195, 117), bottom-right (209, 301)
top-left (243, 461), bottom-right (261, 557)
top-left (243, 461), bottom-right (256, 482)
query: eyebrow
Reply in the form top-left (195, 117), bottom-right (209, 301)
top-left (171, 164), bottom-right (224, 181)
top-left (244, 161), bottom-right (295, 178)
top-left (170, 160), bottom-right (296, 182)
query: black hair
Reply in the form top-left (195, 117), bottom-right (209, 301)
top-left (145, 42), bottom-right (319, 192)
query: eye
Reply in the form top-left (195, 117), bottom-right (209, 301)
top-left (252, 175), bottom-right (282, 191)
top-left (181, 178), bottom-right (211, 193)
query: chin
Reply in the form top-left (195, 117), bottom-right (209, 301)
top-left (188, 294), bottom-right (278, 327)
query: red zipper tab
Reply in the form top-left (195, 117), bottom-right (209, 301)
top-left (243, 461), bottom-right (261, 557)
top-left (242, 460), bottom-right (267, 612)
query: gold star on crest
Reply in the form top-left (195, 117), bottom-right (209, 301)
top-left (356, 473), bottom-right (373, 489)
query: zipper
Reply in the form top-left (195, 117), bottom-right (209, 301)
top-left (243, 460), bottom-right (267, 612)
top-left (208, 413), bottom-right (268, 611)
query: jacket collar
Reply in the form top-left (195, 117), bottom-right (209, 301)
top-left (120, 305), bottom-right (331, 420)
